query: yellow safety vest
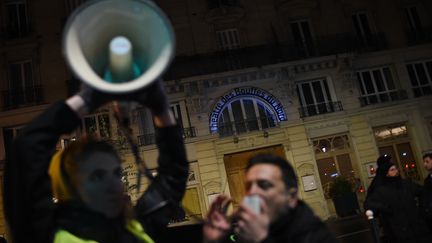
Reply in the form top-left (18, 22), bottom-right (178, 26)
top-left (53, 219), bottom-right (154, 243)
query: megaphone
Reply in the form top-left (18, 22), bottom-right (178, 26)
top-left (63, 0), bottom-right (175, 93)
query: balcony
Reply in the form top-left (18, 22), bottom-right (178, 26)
top-left (1, 85), bottom-right (44, 110)
top-left (138, 127), bottom-right (197, 146)
top-left (359, 90), bottom-right (408, 107)
top-left (164, 32), bottom-right (387, 80)
top-left (298, 101), bottom-right (343, 118)
top-left (217, 116), bottom-right (277, 137)
top-left (406, 26), bottom-right (432, 45)
top-left (413, 85), bottom-right (432, 98)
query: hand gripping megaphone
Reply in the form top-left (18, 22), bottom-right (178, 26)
top-left (63, 0), bottom-right (175, 93)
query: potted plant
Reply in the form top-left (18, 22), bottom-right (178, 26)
top-left (328, 176), bottom-right (359, 217)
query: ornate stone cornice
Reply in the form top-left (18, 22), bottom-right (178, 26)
top-left (293, 59), bottom-right (337, 73)
top-left (205, 6), bottom-right (245, 24)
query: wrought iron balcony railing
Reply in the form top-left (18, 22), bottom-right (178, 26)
top-left (137, 133), bottom-right (156, 146)
top-left (412, 84), bottom-right (432, 98)
top-left (138, 127), bottom-right (197, 146)
top-left (405, 26), bottom-right (432, 45)
top-left (164, 32), bottom-right (387, 80)
top-left (1, 85), bottom-right (44, 110)
top-left (183, 127), bottom-right (197, 138)
top-left (359, 90), bottom-right (408, 107)
top-left (298, 101), bottom-right (343, 118)
top-left (216, 116), bottom-right (277, 137)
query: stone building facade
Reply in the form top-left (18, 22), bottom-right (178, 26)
top-left (1, 0), bottom-right (432, 239)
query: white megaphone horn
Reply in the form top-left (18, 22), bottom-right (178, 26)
top-left (63, 0), bottom-right (175, 93)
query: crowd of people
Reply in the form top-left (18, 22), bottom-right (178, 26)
top-left (2, 75), bottom-right (432, 243)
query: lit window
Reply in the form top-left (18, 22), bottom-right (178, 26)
top-left (217, 98), bottom-right (277, 137)
top-left (374, 124), bottom-right (408, 141)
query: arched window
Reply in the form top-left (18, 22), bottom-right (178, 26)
top-left (217, 97), bottom-right (277, 137)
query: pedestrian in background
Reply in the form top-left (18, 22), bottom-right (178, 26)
top-left (364, 156), bottom-right (431, 243)
top-left (203, 154), bottom-right (337, 243)
top-left (365, 155), bottom-right (390, 198)
top-left (422, 153), bottom-right (432, 230)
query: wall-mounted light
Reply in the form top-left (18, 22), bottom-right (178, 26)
top-left (263, 131), bottom-right (269, 138)
top-left (233, 136), bottom-right (239, 143)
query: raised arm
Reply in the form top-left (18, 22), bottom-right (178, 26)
top-left (4, 87), bottom-right (110, 243)
top-left (4, 101), bottom-right (82, 243)
top-left (134, 81), bottom-right (189, 239)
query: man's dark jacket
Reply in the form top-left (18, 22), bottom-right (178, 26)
top-left (422, 174), bottom-right (432, 230)
top-left (364, 177), bottom-right (432, 243)
top-left (225, 201), bottom-right (337, 243)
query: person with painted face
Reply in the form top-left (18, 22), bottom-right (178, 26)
top-left (364, 155), bottom-right (432, 243)
top-left (4, 81), bottom-right (189, 243)
top-left (203, 154), bottom-right (336, 243)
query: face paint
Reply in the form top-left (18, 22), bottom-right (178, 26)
top-left (75, 152), bottom-right (125, 218)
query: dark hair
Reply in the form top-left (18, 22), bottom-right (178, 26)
top-left (246, 154), bottom-right (298, 189)
top-left (377, 155), bottom-right (392, 166)
top-left (376, 155), bottom-right (394, 177)
top-left (423, 153), bottom-right (432, 160)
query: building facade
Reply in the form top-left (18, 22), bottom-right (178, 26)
top-left (1, 0), bottom-right (432, 239)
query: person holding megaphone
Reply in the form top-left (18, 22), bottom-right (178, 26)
top-left (4, 0), bottom-right (188, 242)
top-left (4, 81), bottom-right (189, 243)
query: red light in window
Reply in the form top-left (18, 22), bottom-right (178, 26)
top-left (404, 164), bottom-right (409, 169)
top-left (411, 163), bottom-right (415, 168)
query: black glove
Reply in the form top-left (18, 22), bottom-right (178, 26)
top-left (132, 80), bottom-right (169, 116)
top-left (77, 84), bottom-right (117, 112)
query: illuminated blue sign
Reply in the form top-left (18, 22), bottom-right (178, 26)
top-left (209, 86), bottom-right (287, 133)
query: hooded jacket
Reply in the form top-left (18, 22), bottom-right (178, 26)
top-left (422, 174), bottom-right (432, 230)
top-left (365, 175), bottom-right (432, 243)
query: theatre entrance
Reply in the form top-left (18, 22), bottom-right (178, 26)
top-left (224, 145), bottom-right (285, 209)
